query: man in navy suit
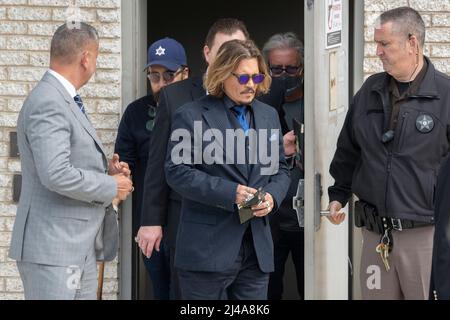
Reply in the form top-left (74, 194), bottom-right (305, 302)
top-left (165, 39), bottom-right (290, 300)
top-left (137, 18), bottom-right (249, 299)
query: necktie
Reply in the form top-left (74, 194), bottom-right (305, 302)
top-left (73, 95), bottom-right (86, 114)
top-left (232, 106), bottom-right (249, 135)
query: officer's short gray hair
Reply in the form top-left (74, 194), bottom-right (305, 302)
top-left (377, 7), bottom-right (426, 47)
top-left (50, 22), bottom-right (99, 64)
top-left (262, 32), bottom-right (304, 65)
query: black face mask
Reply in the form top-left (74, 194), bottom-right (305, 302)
top-left (278, 75), bottom-right (303, 95)
top-left (259, 75), bottom-right (304, 110)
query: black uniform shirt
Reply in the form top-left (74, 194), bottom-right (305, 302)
top-left (388, 58), bottom-right (428, 131)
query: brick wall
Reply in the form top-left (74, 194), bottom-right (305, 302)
top-left (364, 0), bottom-right (450, 77)
top-left (0, 0), bottom-right (121, 300)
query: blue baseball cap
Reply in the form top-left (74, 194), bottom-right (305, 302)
top-left (145, 37), bottom-right (187, 71)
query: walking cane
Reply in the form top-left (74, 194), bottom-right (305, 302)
top-left (97, 261), bottom-right (105, 300)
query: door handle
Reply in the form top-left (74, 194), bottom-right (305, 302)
top-left (315, 173), bottom-right (331, 230)
top-left (293, 179), bottom-right (305, 227)
top-left (295, 174), bottom-right (333, 230)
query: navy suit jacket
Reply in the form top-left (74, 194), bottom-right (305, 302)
top-left (165, 95), bottom-right (290, 273)
top-left (141, 76), bottom-right (204, 248)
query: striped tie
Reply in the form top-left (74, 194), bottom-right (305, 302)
top-left (73, 95), bottom-right (86, 114)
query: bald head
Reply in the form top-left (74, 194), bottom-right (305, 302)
top-left (50, 22), bottom-right (99, 65)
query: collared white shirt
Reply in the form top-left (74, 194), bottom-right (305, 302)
top-left (48, 69), bottom-right (77, 99)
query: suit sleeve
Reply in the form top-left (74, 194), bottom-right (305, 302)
top-left (262, 111), bottom-right (291, 212)
top-left (140, 90), bottom-right (172, 226)
top-left (328, 93), bottom-right (361, 207)
top-left (26, 99), bottom-right (117, 206)
top-left (165, 106), bottom-right (238, 212)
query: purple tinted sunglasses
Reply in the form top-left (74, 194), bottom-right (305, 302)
top-left (231, 72), bottom-right (265, 85)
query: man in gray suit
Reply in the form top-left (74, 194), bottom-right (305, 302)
top-left (9, 22), bottom-right (133, 300)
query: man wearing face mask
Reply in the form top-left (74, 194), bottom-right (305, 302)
top-left (114, 38), bottom-right (189, 299)
top-left (262, 32), bottom-right (305, 300)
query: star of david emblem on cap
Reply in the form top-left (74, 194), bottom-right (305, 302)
top-left (416, 114), bottom-right (434, 133)
top-left (155, 46), bottom-right (166, 56)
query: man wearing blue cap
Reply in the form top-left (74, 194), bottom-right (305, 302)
top-left (114, 38), bottom-right (189, 300)
top-left (144, 38), bottom-right (190, 103)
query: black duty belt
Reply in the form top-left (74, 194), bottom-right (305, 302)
top-left (354, 200), bottom-right (433, 235)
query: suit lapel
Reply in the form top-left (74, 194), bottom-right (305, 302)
top-left (202, 97), bottom-right (248, 181)
top-left (68, 100), bottom-right (109, 159)
top-left (43, 72), bottom-right (109, 163)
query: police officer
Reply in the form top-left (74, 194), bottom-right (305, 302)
top-left (327, 7), bottom-right (450, 300)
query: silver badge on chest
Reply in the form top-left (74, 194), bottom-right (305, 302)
top-left (416, 114), bottom-right (434, 133)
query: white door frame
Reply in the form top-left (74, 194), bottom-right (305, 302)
top-left (350, 0), bottom-right (365, 300)
top-left (303, 0), bottom-right (317, 300)
top-left (119, 0), bottom-right (148, 300)
top-left (304, 0), bottom-right (351, 300)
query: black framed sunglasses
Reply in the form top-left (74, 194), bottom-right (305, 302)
top-left (269, 65), bottom-right (302, 76)
top-left (147, 68), bottom-right (183, 84)
top-left (231, 72), bottom-right (265, 85)
top-left (146, 105), bottom-right (157, 131)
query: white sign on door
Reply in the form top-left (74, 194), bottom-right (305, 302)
top-left (325, 0), bottom-right (342, 49)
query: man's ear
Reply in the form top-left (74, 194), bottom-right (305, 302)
top-left (182, 67), bottom-right (190, 79)
top-left (408, 34), bottom-right (419, 53)
top-left (408, 34), bottom-right (420, 66)
top-left (203, 45), bottom-right (211, 64)
top-left (80, 51), bottom-right (89, 70)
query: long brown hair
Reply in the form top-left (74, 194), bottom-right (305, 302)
top-left (204, 39), bottom-right (272, 98)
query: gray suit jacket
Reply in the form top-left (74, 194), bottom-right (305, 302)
top-left (9, 71), bottom-right (119, 267)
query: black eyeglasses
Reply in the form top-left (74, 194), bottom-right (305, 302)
top-left (147, 68), bottom-right (183, 84)
top-left (146, 105), bottom-right (157, 131)
top-left (269, 65), bottom-right (302, 76)
top-left (231, 72), bottom-right (265, 85)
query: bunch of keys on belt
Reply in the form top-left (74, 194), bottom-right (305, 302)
top-left (376, 229), bottom-right (392, 272)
